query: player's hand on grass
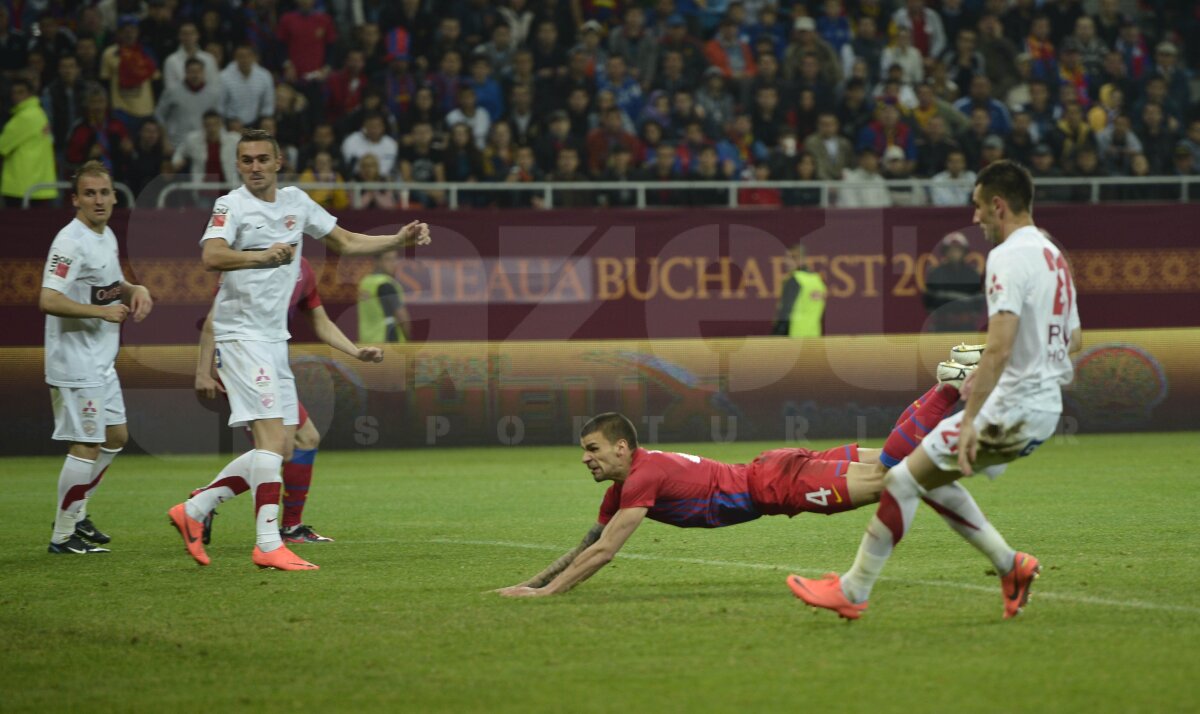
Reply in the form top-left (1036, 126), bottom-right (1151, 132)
top-left (261, 243), bottom-right (295, 268)
top-left (356, 347), bottom-right (384, 363)
top-left (398, 220), bottom-right (432, 247)
top-left (195, 371), bottom-right (226, 400)
top-left (957, 422), bottom-right (978, 476)
top-left (128, 285), bottom-right (153, 322)
top-left (99, 304), bottom-right (130, 323)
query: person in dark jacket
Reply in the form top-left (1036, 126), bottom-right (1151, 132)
top-left (923, 232), bottom-right (984, 333)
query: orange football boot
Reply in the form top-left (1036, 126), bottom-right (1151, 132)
top-left (787, 573), bottom-right (868, 620)
top-left (1001, 552), bottom-right (1041, 619)
top-left (252, 545), bottom-right (319, 571)
top-left (168, 503), bottom-right (211, 566)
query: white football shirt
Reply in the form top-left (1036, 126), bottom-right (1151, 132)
top-left (42, 218), bottom-right (126, 387)
top-left (199, 186), bottom-right (337, 342)
top-left (983, 225), bottom-right (1081, 415)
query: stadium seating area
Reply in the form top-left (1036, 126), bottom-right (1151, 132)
top-left (1, 0), bottom-right (1198, 208)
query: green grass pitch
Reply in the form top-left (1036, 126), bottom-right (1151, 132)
top-left (2, 433), bottom-right (1198, 713)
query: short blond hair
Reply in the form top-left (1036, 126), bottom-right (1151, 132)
top-left (71, 160), bottom-right (113, 194)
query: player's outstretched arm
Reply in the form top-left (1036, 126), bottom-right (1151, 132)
top-left (194, 305), bottom-right (224, 399)
top-left (201, 238), bottom-right (294, 271)
top-left (494, 522), bottom-right (606, 594)
top-left (39, 287), bottom-right (129, 323)
top-left (320, 221), bottom-right (431, 256)
top-left (119, 281), bottom-right (153, 322)
top-left (302, 305), bottom-right (384, 363)
top-left (501, 508), bottom-right (648, 598)
top-left (957, 311), bottom-right (1018, 475)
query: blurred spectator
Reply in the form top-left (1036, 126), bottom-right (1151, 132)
top-left (1024, 15), bottom-right (1057, 81)
top-left (468, 55), bottom-right (505, 123)
top-left (928, 149), bottom-right (975, 206)
top-left (783, 151), bottom-right (822, 207)
top-left (1137, 104), bottom-right (1178, 175)
top-left (1095, 114), bottom-right (1142, 174)
top-left (220, 44), bottom-right (275, 127)
top-left (443, 122), bottom-right (485, 206)
top-left (844, 16), bottom-right (883, 85)
top-left (654, 49), bottom-right (692, 96)
top-left (1172, 143), bottom-right (1196, 178)
top-left (608, 7), bottom-right (658, 90)
top-left (696, 68), bottom-right (735, 135)
top-left (445, 86), bottom-right (492, 150)
top-left (838, 149), bottom-right (891, 207)
top-left (817, 0), bottom-right (852, 56)
top-left (640, 143), bottom-right (685, 206)
top-left (357, 23), bottom-right (388, 77)
top-left (891, 0), bottom-right (947, 59)
top-left (1023, 81), bottom-right (1060, 142)
top-left (586, 106), bottom-right (640, 175)
top-left (598, 55), bottom-right (644, 125)
top-left (139, 1), bottom-right (177, 73)
top-left (100, 16), bottom-right (158, 134)
top-left (1095, 50), bottom-right (1134, 106)
top-left (794, 51), bottom-right (836, 112)
top-left (163, 23), bottom-right (219, 92)
top-left (804, 112), bottom-right (854, 180)
top-left (1180, 120), bottom-right (1200, 167)
top-left (980, 133), bottom-right (1006, 169)
top-left (977, 14), bottom-right (1019, 94)
top-left (398, 121), bottom-right (446, 208)
top-left (1062, 16), bottom-right (1107, 78)
top-left (353, 153), bottom-right (400, 209)
top-left (30, 15), bottom-right (78, 75)
top-left (156, 57), bottom-right (221, 148)
top-left (273, 83), bottom-right (312, 158)
top-left (1004, 54), bottom-right (1034, 110)
top-left (882, 144), bottom-right (923, 205)
top-left (1007, 112), bottom-right (1037, 165)
top-left (430, 16), bottom-right (469, 65)
top-left (954, 75), bottom-right (1012, 135)
top-left (399, 86), bottom-right (446, 140)
top-left (481, 121), bottom-right (517, 181)
top-left (913, 80), bottom-right (967, 136)
top-left (915, 115), bottom-right (959, 178)
top-left (1152, 42), bottom-right (1190, 116)
top-left (278, 0), bottom-right (336, 87)
top-left (549, 146), bottom-right (591, 207)
top-left (503, 144), bottom-right (545, 208)
top-left (688, 144), bottom-right (730, 206)
top-left (658, 14), bottom-right (706, 84)
top-left (595, 142), bottom-right (637, 207)
top-left (499, 0), bottom-right (536, 48)
top-left (939, 0), bottom-right (978, 48)
top-left (531, 21), bottom-right (568, 83)
top-left (534, 110), bottom-right (580, 172)
top-left (1135, 76), bottom-right (1185, 130)
top-left (391, 1), bottom-right (433, 69)
top-left (0, 6), bottom-right (30, 80)
top-left (1120, 153), bottom-right (1171, 201)
top-left (458, 0), bottom-right (498, 48)
top-left (1093, 0), bottom-right (1129, 48)
top-left (772, 242), bottom-right (826, 337)
top-left (706, 16), bottom-right (758, 85)
top-left (565, 87), bottom-right (592, 142)
top-left (1056, 101), bottom-right (1094, 166)
top-left (1, 78), bottom-right (57, 206)
top-left (196, 9), bottom-right (234, 66)
top-left (342, 112), bottom-right (398, 176)
top-left (123, 118), bottom-right (171, 204)
top-left (41, 56), bottom-right (92, 160)
top-left (1067, 144), bottom-right (1108, 202)
top-left (171, 109), bottom-right (238, 187)
top-left (1088, 84), bottom-right (1124, 132)
top-left (66, 89), bottom-right (132, 171)
top-left (881, 27), bottom-right (923, 84)
top-left (837, 78), bottom-right (874, 144)
top-left (325, 48), bottom-right (367, 124)
top-left (75, 37), bottom-right (102, 85)
top-left (784, 16), bottom-right (840, 90)
top-left (1029, 143), bottom-right (1071, 203)
top-left (740, 162), bottom-right (783, 207)
top-left (503, 83), bottom-right (539, 147)
top-left (923, 232), bottom-right (983, 333)
top-left (299, 150), bottom-right (350, 210)
top-left (960, 106), bottom-right (993, 170)
top-left (1114, 21), bottom-right (1150, 82)
top-left (383, 51), bottom-right (420, 125)
top-left (570, 20), bottom-right (608, 82)
top-left (944, 28), bottom-right (986, 94)
top-left (858, 102), bottom-right (916, 163)
top-left (297, 122), bottom-right (340, 174)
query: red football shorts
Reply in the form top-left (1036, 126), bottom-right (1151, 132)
top-left (748, 444), bottom-right (860, 516)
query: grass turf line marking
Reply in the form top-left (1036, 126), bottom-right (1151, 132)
top-left (427, 537), bottom-right (1200, 615)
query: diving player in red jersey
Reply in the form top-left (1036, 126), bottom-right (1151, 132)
top-left (192, 256), bottom-right (382, 545)
top-left (497, 374), bottom-right (967, 597)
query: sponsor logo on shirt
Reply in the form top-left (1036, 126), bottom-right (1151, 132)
top-left (91, 281), bottom-right (123, 305)
top-left (49, 254), bottom-right (73, 278)
top-left (211, 214), bottom-right (226, 228)
top-left (284, 215), bottom-right (297, 230)
top-left (261, 393), bottom-right (275, 409)
top-left (987, 274), bottom-right (1003, 302)
top-left (255, 368), bottom-right (272, 389)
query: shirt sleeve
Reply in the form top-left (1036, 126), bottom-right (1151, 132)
top-left (300, 191), bottom-right (338, 239)
top-left (299, 263), bottom-right (323, 311)
top-left (200, 195), bottom-right (240, 246)
top-left (984, 249), bottom-right (1025, 318)
top-left (618, 468), bottom-right (660, 510)
top-left (42, 234), bottom-right (81, 293)
top-left (597, 485), bottom-right (620, 525)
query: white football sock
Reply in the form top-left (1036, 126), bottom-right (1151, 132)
top-left (186, 450), bottom-right (255, 521)
top-left (923, 482), bottom-right (1016, 574)
top-left (77, 446), bottom-right (121, 521)
top-left (841, 459), bottom-right (924, 604)
top-left (53, 455), bottom-right (96, 544)
top-left (250, 450), bottom-right (284, 553)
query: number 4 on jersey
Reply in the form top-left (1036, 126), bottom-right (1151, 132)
top-left (805, 487), bottom-right (833, 507)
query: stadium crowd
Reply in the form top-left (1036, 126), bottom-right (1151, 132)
top-left (1, 0), bottom-right (1198, 208)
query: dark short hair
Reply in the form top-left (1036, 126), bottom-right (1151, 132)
top-left (72, 160), bottom-right (113, 194)
top-left (10, 77), bottom-right (33, 93)
top-left (238, 127), bottom-right (280, 156)
top-left (184, 57), bottom-right (204, 70)
top-left (580, 413), bottom-right (639, 450)
top-left (975, 159), bottom-right (1034, 214)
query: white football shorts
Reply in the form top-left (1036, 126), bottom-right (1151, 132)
top-left (214, 339), bottom-right (298, 428)
top-left (50, 366), bottom-right (126, 443)
top-left (922, 402), bottom-right (1061, 479)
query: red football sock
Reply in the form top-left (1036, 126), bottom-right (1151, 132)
top-left (282, 448), bottom-right (316, 528)
top-left (891, 385), bottom-right (938, 430)
top-left (881, 385), bottom-right (960, 467)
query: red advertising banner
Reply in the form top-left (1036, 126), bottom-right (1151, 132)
top-left (0, 329), bottom-right (1196, 455)
top-left (0, 206), bottom-right (1198, 346)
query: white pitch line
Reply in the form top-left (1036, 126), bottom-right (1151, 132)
top-left (427, 537), bottom-right (1200, 616)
